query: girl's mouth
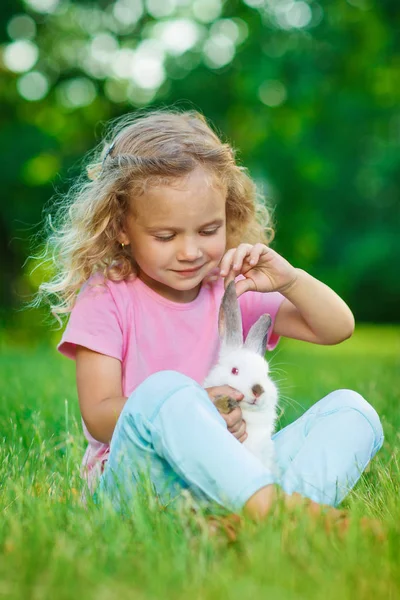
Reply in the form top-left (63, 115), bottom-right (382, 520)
top-left (174, 265), bottom-right (204, 276)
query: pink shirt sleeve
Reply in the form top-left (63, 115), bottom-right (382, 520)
top-left (238, 288), bottom-right (285, 351)
top-left (58, 278), bottom-right (123, 361)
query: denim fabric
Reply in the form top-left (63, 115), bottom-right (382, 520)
top-left (97, 370), bottom-right (384, 512)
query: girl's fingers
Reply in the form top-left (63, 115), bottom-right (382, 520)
top-left (235, 277), bottom-right (257, 297)
top-left (247, 244), bottom-right (269, 267)
top-left (219, 248), bottom-right (236, 276)
top-left (225, 406), bottom-right (242, 429)
top-left (232, 421), bottom-right (247, 440)
top-left (247, 247), bottom-right (263, 266)
top-left (228, 418), bottom-right (246, 439)
top-left (219, 243), bottom-right (269, 291)
top-left (231, 244), bottom-right (253, 272)
top-left (220, 244), bottom-right (254, 289)
top-left (220, 244), bottom-right (253, 276)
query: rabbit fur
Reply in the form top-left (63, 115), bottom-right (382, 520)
top-left (203, 281), bottom-right (278, 471)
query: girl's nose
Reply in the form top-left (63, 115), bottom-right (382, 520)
top-left (176, 239), bottom-right (203, 262)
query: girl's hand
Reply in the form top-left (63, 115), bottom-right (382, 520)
top-left (219, 243), bottom-right (298, 297)
top-left (205, 385), bottom-right (248, 443)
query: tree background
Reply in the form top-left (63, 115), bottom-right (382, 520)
top-left (1, 0), bottom-right (399, 330)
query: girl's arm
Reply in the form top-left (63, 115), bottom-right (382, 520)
top-left (220, 245), bottom-right (355, 345)
top-left (76, 345), bottom-right (127, 443)
top-left (273, 269), bottom-right (355, 344)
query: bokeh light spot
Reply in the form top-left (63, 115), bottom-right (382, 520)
top-left (192, 0), bottom-right (222, 23)
top-left (242, 0), bottom-right (265, 7)
top-left (24, 0), bottom-right (60, 13)
top-left (285, 2), bottom-right (312, 28)
top-left (127, 85), bottom-right (157, 107)
top-left (22, 153), bottom-right (60, 186)
top-left (145, 0), bottom-right (176, 18)
top-left (86, 32), bottom-right (119, 76)
top-left (57, 77), bottom-right (97, 108)
top-left (17, 71), bottom-right (49, 101)
top-left (131, 40), bottom-right (165, 89)
top-left (151, 19), bottom-right (202, 55)
top-left (273, 1), bottom-right (313, 29)
top-left (90, 33), bottom-right (119, 62)
top-left (258, 80), bottom-right (287, 106)
top-left (104, 79), bottom-right (129, 103)
top-left (3, 40), bottom-right (39, 73)
top-left (7, 14), bottom-right (37, 40)
top-left (113, 0), bottom-right (144, 26)
top-left (203, 34), bottom-right (235, 69)
top-left (210, 19), bottom-right (241, 44)
top-left (347, 0), bottom-right (372, 10)
top-left (111, 48), bottom-right (136, 78)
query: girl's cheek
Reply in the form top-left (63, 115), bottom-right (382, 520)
top-left (216, 235), bottom-right (227, 258)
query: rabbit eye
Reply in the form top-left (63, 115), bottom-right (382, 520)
top-left (231, 367), bottom-right (239, 375)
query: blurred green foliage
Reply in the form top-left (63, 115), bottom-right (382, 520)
top-left (1, 0), bottom-right (399, 325)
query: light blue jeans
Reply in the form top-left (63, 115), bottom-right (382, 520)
top-left (97, 371), bottom-right (384, 512)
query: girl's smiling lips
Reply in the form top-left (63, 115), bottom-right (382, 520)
top-left (173, 264), bottom-right (204, 274)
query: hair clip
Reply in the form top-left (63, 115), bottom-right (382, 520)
top-left (102, 140), bottom-right (116, 166)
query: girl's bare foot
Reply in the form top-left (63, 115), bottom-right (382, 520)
top-left (283, 493), bottom-right (385, 540)
top-left (244, 487), bottom-right (385, 540)
top-left (205, 513), bottom-right (243, 543)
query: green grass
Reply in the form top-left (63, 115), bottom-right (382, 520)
top-left (0, 325), bottom-right (399, 599)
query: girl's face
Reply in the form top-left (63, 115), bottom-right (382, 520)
top-left (120, 167), bottom-right (227, 302)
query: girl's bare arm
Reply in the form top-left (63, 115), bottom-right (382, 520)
top-left (273, 269), bottom-right (355, 344)
top-left (76, 346), bottom-right (127, 443)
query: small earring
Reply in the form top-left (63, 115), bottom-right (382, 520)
top-left (121, 242), bottom-right (125, 249)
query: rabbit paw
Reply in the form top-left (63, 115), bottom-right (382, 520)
top-left (213, 395), bottom-right (239, 414)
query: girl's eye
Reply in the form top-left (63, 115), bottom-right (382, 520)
top-left (231, 367), bottom-right (239, 375)
top-left (155, 228), bottom-right (219, 242)
top-left (201, 228), bottom-right (219, 236)
top-left (155, 236), bottom-right (174, 242)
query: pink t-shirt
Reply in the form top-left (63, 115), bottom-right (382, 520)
top-left (58, 274), bottom-right (285, 491)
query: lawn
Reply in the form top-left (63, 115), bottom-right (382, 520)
top-left (0, 325), bottom-right (399, 599)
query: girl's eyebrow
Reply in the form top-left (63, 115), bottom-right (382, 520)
top-left (145, 218), bottom-right (224, 232)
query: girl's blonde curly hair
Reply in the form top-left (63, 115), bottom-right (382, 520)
top-left (37, 109), bottom-right (274, 320)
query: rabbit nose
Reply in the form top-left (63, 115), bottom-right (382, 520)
top-left (252, 384), bottom-right (264, 398)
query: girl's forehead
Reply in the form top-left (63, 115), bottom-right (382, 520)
top-left (133, 168), bottom-right (226, 225)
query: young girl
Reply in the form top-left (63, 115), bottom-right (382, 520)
top-left (40, 109), bottom-right (383, 520)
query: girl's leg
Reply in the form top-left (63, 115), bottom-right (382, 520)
top-left (272, 389), bottom-right (384, 506)
top-left (97, 370), bottom-right (275, 512)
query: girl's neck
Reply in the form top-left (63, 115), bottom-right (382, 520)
top-left (137, 270), bottom-right (202, 304)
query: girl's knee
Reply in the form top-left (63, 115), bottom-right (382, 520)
top-left (123, 370), bottom-right (205, 418)
top-left (115, 370), bottom-right (208, 445)
top-left (320, 389), bottom-right (384, 449)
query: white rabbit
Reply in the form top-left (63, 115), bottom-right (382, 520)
top-left (203, 281), bottom-right (278, 471)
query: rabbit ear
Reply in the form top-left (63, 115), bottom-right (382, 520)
top-left (244, 314), bottom-right (272, 356)
top-left (218, 281), bottom-right (243, 350)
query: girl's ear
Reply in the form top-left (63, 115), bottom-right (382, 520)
top-left (117, 230), bottom-right (130, 246)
